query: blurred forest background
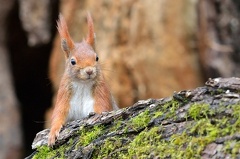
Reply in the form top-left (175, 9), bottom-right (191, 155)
top-left (0, 0), bottom-right (240, 158)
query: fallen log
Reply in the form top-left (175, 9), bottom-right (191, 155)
top-left (27, 77), bottom-right (240, 159)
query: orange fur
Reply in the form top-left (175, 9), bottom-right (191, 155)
top-left (48, 74), bottom-right (72, 146)
top-left (48, 13), bottom-right (118, 146)
top-left (57, 14), bottom-right (74, 58)
top-left (86, 12), bottom-right (95, 48)
top-left (93, 74), bottom-right (113, 114)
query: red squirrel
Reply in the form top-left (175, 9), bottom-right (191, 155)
top-left (48, 13), bottom-right (118, 146)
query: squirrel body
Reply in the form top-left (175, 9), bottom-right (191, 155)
top-left (48, 13), bottom-right (118, 146)
top-left (68, 80), bottom-right (95, 121)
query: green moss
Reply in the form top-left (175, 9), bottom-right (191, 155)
top-left (110, 119), bottom-right (123, 132)
top-left (33, 143), bottom-right (71, 159)
top-left (162, 99), bottom-right (179, 110)
top-left (95, 137), bottom-right (125, 159)
top-left (189, 119), bottom-right (218, 137)
top-left (118, 124), bottom-right (213, 158)
top-left (120, 127), bottom-right (160, 159)
top-left (210, 88), bottom-right (225, 96)
top-left (216, 89), bottom-right (225, 94)
top-left (76, 125), bottom-right (103, 147)
top-left (167, 133), bottom-right (211, 158)
top-left (153, 111), bottom-right (163, 118)
top-left (126, 110), bottom-right (151, 130)
top-left (228, 104), bottom-right (240, 135)
top-left (230, 141), bottom-right (240, 157)
top-left (223, 140), bottom-right (240, 158)
top-left (232, 104), bottom-right (240, 117)
top-left (33, 146), bottom-right (55, 159)
top-left (188, 103), bottom-right (212, 120)
top-left (163, 100), bottom-right (180, 119)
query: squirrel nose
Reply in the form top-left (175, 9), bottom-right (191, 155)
top-left (86, 69), bottom-right (93, 75)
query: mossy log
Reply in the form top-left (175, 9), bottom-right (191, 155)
top-left (27, 77), bottom-right (240, 159)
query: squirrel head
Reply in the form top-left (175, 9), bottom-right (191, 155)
top-left (57, 13), bottom-right (99, 82)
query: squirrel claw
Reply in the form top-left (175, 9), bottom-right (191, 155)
top-left (48, 128), bottom-right (60, 147)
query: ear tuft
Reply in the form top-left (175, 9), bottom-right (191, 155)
top-left (86, 12), bottom-right (95, 49)
top-left (57, 14), bottom-right (74, 58)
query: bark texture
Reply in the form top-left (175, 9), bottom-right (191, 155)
top-left (198, 0), bottom-right (240, 78)
top-left (28, 77), bottom-right (240, 159)
top-left (18, 0), bottom-right (51, 46)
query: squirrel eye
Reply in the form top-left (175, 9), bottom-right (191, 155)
top-left (96, 56), bottom-right (99, 61)
top-left (70, 58), bottom-right (76, 65)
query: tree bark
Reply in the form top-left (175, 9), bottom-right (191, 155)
top-left (198, 0), bottom-right (240, 78)
top-left (0, 0), bottom-right (23, 158)
top-left (28, 77), bottom-right (240, 159)
top-left (18, 0), bottom-right (51, 46)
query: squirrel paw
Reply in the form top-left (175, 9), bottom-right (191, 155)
top-left (48, 126), bottom-right (61, 147)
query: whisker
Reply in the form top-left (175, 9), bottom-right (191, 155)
top-left (101, 68), bottom-right (115, 73)
top-left (34, 120), bottom-right (51, 124)
top-left (103, 74), bottom-right (114, 82)
top-left (98, 61), bottom-right (112, 66)
top-left (98, 62), bottom-right (117, 73)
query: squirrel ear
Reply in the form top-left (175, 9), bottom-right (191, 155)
top-left (86, 12), bottom-right (95, 49)
top-left (57, 14), bottom-right (74, 58)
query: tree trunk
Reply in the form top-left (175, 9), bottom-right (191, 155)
top-left (0, 0), bottom-right (23, 158)
top-left (198, 0), bottom-right (240, 78)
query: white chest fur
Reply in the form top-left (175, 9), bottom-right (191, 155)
top-left (67, 81), bottom-right (95, 122)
